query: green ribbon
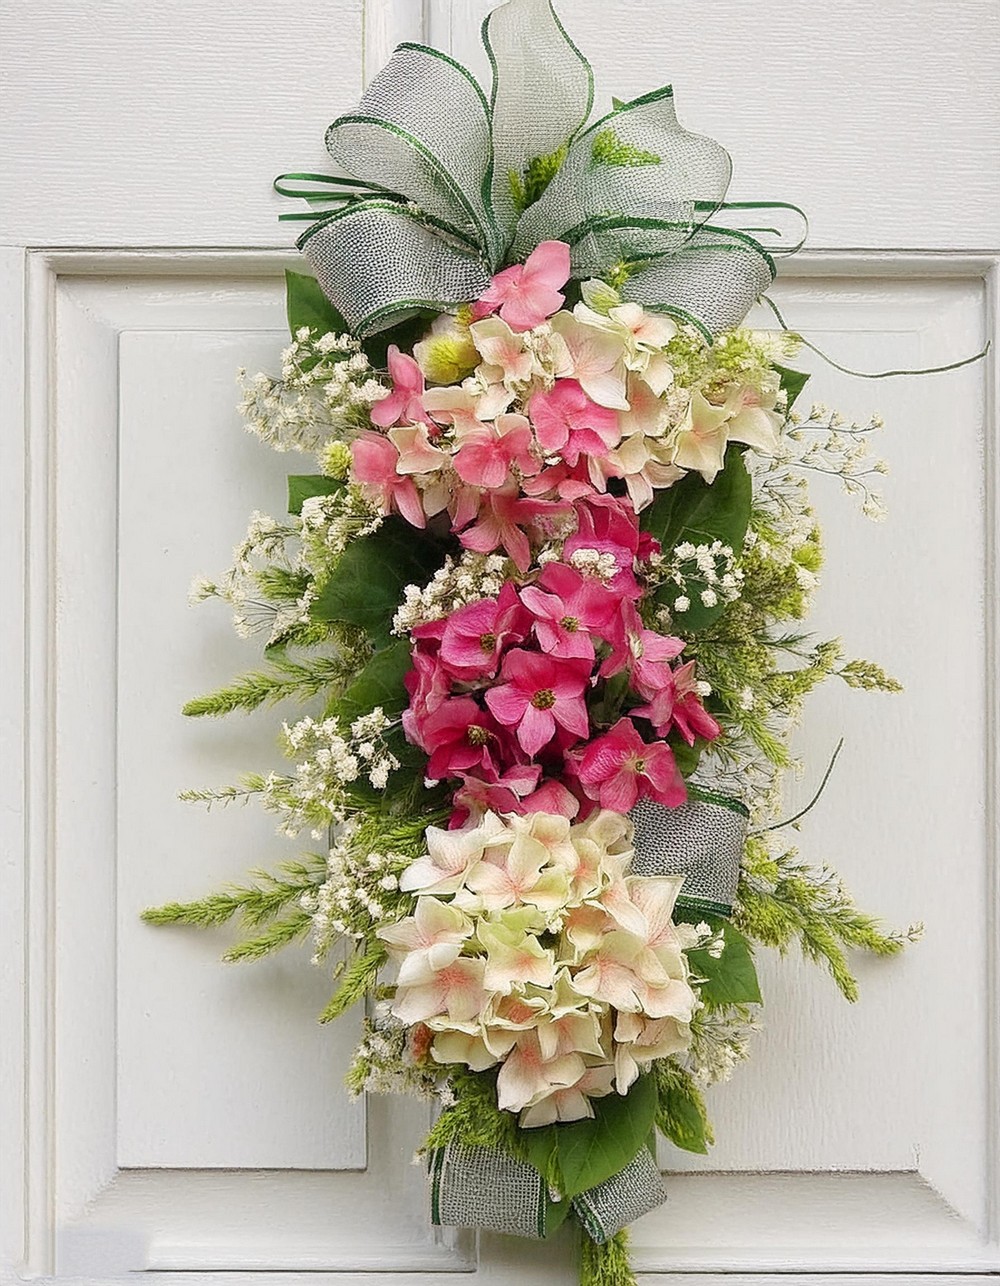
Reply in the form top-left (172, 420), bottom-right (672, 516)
top-left (276, 0), bottom-right (806, 339)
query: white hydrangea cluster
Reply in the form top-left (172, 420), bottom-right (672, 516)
top-left (377, 809), bottom-right (705, 1128)
top-left (238, 327), bottom-right (388, 453)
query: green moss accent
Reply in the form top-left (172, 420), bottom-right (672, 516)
top-left (591, 128), bottom-right (660, 167)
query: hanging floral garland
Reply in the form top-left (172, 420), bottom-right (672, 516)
top-left (144, 3), bottom-right (932, 1282)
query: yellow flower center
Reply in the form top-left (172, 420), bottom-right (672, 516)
top-left (531, 689), bottom-right (556, 710)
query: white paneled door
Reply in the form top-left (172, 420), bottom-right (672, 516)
top-left (2, 2), bottom-right (998, 1284)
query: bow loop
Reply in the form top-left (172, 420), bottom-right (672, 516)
top-left (483, 0), bottom-right (594, 251)
top-left (280, 0), bottom-right (803, 340)
top-left (513, 87), bottom-right (732, 262)
top-left (325, 43), bottom-right (501, 264)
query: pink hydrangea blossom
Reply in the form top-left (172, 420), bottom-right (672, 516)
top-left (528, 379), bottom-right (621, 466)
top-left (633, 659), bottom-right (722, 745)
top-left (471, 240), bottom-right (571, 332)
top-left (350, 431), bottom-right (425, 528)
top-left (439, 582), bottom-right (529, 677)
top-left (450, 767), bottom-right (543, 827)
top-left (519, 583), bottom-right (596, 663)
top-left (415, 696), bottom-right (506, 780)
top-left (538, 561), bottom-right (620, 632)
top-left (596, 598), bottom-right (645, 679)
top-left (458, 486), bottom-right (568, 573)
top-left (576, 717), bottom-right (686, 811)
top-left (485, 649), bottom-right (591, 756)
top-left (518, 777), bottom-right (581, 819)
top-left (401, 644), bottom-right (450, 743)
top-left (630, 629), bottom-right (686, 699)
top-left (370, 345), bottom-right (426, 427)
top-left (453, 413), bottom-right (539, 489)
top-left (563, 493), bottom-right (643, 597)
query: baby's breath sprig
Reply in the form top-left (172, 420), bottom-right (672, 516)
top-left (238, 328), bottom-right (388, 455)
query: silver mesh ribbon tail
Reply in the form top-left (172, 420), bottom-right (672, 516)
top-left (571, 1146), bottom-right (667, 1245)
top-left (629, 788), bottom-right (748, 917)
top-left (430, 1143), bottom-right (548, 1239)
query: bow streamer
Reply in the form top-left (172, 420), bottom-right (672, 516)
top-left (279, 0), bottom-right (805, 339)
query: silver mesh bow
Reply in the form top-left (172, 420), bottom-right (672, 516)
top-left (285, 0), bottom-right (804, 338)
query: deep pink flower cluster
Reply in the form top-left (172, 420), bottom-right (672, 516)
top-left (402, 494), bottom-right (720, 826)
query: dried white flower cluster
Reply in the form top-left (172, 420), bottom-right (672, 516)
top-left (261, 710), bottom-right (401, 836)
top-left (190, 510), bottom-right (305, 642)
top-left (299, 486), bottom-right (384, 566)
top-left (392, 551), bottom-right (512, 633)
top-left (648, 539), bottom-right (744, 621)
top-left (238, 328), bottom-right (388, 454)
top-left (309, 825), bottom-right (415, 956)
top-left (778, 402), bottom-right (888, 521)
top-left (686, 1006), bottom-right (762, 1086)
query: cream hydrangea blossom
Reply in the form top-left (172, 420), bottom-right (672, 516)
top-left (377, 809), bottom-right (699, 1128)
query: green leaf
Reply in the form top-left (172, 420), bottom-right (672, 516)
top-left (285, 269), bottom-right (347, 339)
top-left (670, 737), bottom-right (705, 779)
top-left (552, 1073), bottom-right (657, 1199)
top-left (641, 445), bottom-right (751, 631)
top-left (287, 474), bottom-right (343, 516)
top-left (336, 638), bottom-right (413, 722)
top-left (310, 517), bottom-right (447, 649)
top-left (773, 362), bottom-right (810, 411)
top-left (653, 1060), bottom-right (713, 1155)
top-left (675, 909), bottom-right (762, 1007)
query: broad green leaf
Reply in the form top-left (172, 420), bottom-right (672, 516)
top-left (640, 445), bottom-right (751, 631)
top-left (670, 737), bottom-right (705, 779)
top-left (287, 474), bottom-right (343, 516)
top-left (654, 1061), bottom-right (713, 1155)
top-left (544, 1192), bottom-right (573, 1236)
top-left (552, 1073), bottom-right (657, 1199)
top-left (773, 362), bottom-right (810, 411)
top-left (285, 269), bottom-right (347, 339)
top-left (514, 1124), bottom-right (572, 1237)
top-left (675, 909), bottom-right (762, 1006)
top-left (310, 517), bottom-right (447, 649)
top-left (336, 638), bottom-right (413, 722)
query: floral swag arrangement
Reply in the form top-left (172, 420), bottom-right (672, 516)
top-left (145, 3), bottom-right (937, 1283)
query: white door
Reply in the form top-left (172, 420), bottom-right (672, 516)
top-left (2, 1), bottom-right (998, 1282)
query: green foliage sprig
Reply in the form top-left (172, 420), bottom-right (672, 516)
top-left (141, 856), bottom-right (326, 962)
top-left (735, 836), bottom-right (921, 1001)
